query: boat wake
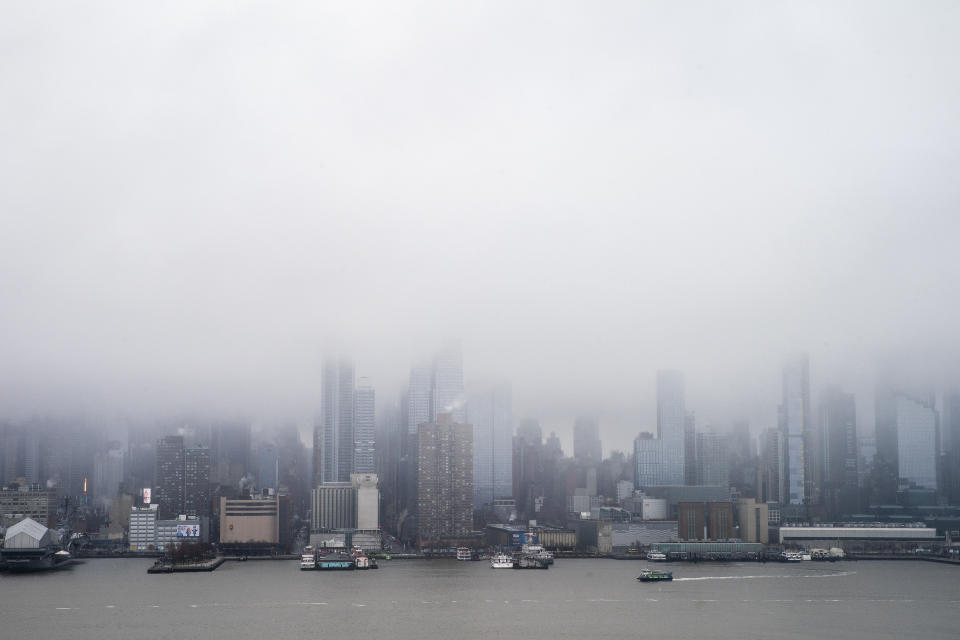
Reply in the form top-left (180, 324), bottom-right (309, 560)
top-left (673, 571), bottom-right (854, 582)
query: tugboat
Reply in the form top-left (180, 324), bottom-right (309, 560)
top-left (637, 568), bottom-right (673, 582)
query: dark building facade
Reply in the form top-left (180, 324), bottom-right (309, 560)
top-left (417, 413), bottom-right (473, 545)
top-left (677, 501), bottom-right (734, 540)
top-left (819, 387), bottom-right (859, 517)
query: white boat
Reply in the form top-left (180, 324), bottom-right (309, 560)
top-left (490, 552), bottom-right (514, 569)
top-left (780, 551), bottom-right (804, 562)
top-left (300, 545), bottom-right (316, 570)
top-left (646, 551), bottom-right (667, 561)
top-left (456, 547), bottom-right (472, 561)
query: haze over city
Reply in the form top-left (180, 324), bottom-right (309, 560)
top-left (2, 2), bottom-right (959, 453)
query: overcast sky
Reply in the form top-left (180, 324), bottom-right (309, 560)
top-left (2, 2), bottom-right (958, 452)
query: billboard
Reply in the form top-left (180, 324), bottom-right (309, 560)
top-left (142, 488), bottom-right (151, 504)
top-left (176, 524), bottom-right (200, 537)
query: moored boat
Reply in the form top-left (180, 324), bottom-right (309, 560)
top-left (646, 551), bottom-right (667, 561)
top-left (490, 552), bottom-right (514, 569)
top-left (456, 547), bottom-right (473, 561)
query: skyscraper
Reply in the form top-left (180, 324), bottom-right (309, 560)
top-left (780, 354), bottom-right (810, 505)
top-left (407, 362), bottom-right (433, 436)
top-left (573, 418), bottom-right (602, 464)
top-left (315, 357), bottom-right (356, 485)
top-left (760, 427), bottom-right (784, 504)
top-left (183, 447), bottom-right (210, 517)
top-left (657, 370), bottom-right (686, 485)
top-left (354, 377), bottom-right (376, 474)
top-left (819, 387), bottom-right (859, 516)
top-left (895, 394), bottom-right (938, 491)
top-left (432, 345), bottom-right (466, 423)
top-left (696, 431), bottom-right (729, 488)
top-left (467, 384), bottom-right (513, 508)
top-left (155, 435), bottom-right (185, 520)
top-left (155, 436), bottom-right (210, 519)
top-left (417, 413), bottom-right (473, 544)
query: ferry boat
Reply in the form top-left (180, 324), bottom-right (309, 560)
top-left (490, 552), bottom-right (514, 569)
top-left (300, 546), bottom-right (316, 570)
top-left (646, 551), bottom-right (667, 561)
top-left (456, 547), bottom-right (473, 561)
top-left (637, 568), bottom-right (673, 582)
top-left (514, 554), bottom-right (549, 569)
top-left (521, 544), bottom-right (554, 565)
top-left (780, 551), bottom-right (804, 562)
top-left (316, 550), bottom-right (355, 570)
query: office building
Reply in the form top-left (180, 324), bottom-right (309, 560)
top-left (256, 443), bottom-right (279, 491)
top-left (354, 378), bottom-right (376, 474)
top-left (0, 486), bottom-right (57, 528)
top-left (315, 357), bottom-right (356, 485)
top-left (696, 431), bottom-right (729, 488)
top-left (895, 395), bottom-right (939, 491)
top-left (417, 414), bottom-right (473, 544)
top-left (760, 428), bottom-right (784, 503)
top-left (352, 472), bottom-right (379, 530)
top-left (432, 345), bottom-right (466, 423)
top-left (634, 371), bottom-right (686, 489)
top-left (154, 436), bottom-right (210, 519)
top-left (819, 387), bottom-right (859, 516)
top-left (155, 436), bottom-right (186, 520)
top-left (93, 446), bottom-right (125, 504)
top-left (312, 483), bottom-right (356, 531)
top-left (219, 496), bottom-right (280, 544)
top-left (573, 418), bottom-right (602, 464)
top-left (468, 384), bottom-right (514, 508)
top-left (780, 354), bottom-right (811, 504)
top-left (128, 504), bottom-right (159, 551)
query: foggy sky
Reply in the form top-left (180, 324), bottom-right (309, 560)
top-left (2, 2), bottom-right (959, 453)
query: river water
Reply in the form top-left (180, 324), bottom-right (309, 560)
top-left (2, 558), bottom-right (958, 639)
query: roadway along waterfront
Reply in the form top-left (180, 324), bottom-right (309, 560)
top-left (1, 558), bottom-right (958, 639)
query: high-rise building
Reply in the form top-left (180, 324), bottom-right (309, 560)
top-left (352, 472), bottom-right (379, 530)
top-left (208, 421), bottom-right (251, 489)
top-left (657, 370), bottom-right (686, 485)
top-left (759, 428), bottom-right (784, 504)
top-left (683, 413), bottom-right (697, 485)
top-left (573, 418), bottom-right (602, 464)
top-left (432, 346), bottom-right (466, 423)
top-left (944, 391), bottom-right (960, 503)
top-left (155, 436), bottom-right (185, 520)
top-left (93, 445), bottom-right (125, 505)
top-left (819, 387), bottom-right (859, 516)
top-left (468, 384), bottom-right (514, 508)
top-left (183, 447), bottom-right (210, 518)
top-left (315, 357), bottom-right (356, 485)
top-left (154, 436), bottom-right (210, 519)
top-left (407, 362), bottom-right (433, 436)
top-left (256, 443), bottom-right (279, 491)
top-left (780, 354), bottom-right (811, 505)
top-left (696, 431), bottom-right (729, 488)
top-left (354, 378), bottom-right (376, 474)
top-left (417, 413), bottom-right (473, 544)
top-left (634, 371), bottom-right (686, 488)
top-left (895, 394), bottom-right (938, 491)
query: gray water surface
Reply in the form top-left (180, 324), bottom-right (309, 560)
top-left (2, 558), bottom-right (958, 639)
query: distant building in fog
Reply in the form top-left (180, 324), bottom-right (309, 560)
top-left (468, 384), bottom-right (513, 508)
